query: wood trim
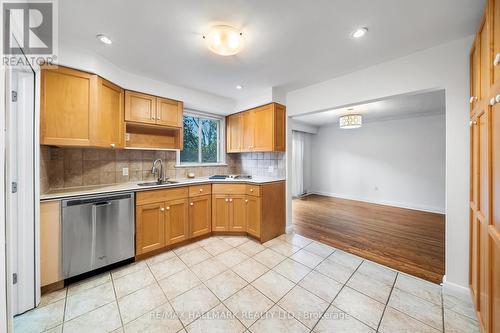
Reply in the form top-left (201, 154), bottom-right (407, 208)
top-left (40, 201), bottom-right (61, 287)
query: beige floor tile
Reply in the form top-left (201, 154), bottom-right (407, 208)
top-left (67, 272), bottom-right (111, 297)
top-left (14, 299), bottom-right (65, 333)
top-left (149, 256), bottom-right (187, 280)
top-left (267, 240), bottom-right (301, 256)
top-left (170, 284), bottom-right (220, 325)
top-left (178, 247), bottom-right (212, 267)
top-left (443, 291), bottom-right (477, 321)
top-left (388, 288), bottom-right (443, 331)
top-left (117, 283), bottom-right (167, 324)
top-left (111, 261), bottom-right (148, 280)
top-left (190, 257), bottom-right (228, 281)
top-left (379, 306), bottom-right (440, 333)
top-left (290, 249), bottom-right (324, 268)
top-left (249, 305), bottom-right (309, 333)
top-left (253, 248), bottom-right (286, 268)
top-left (394, 274), bottom-right (442, 306)
top-left (298, 270), bottom-right (343, 302)
top-left (273, 258), bottom-right (311, 283)
top-left (186, 303), bottom-right (246, 333)
top-left (145, 250), bottom-right (176, 266)
top-left (215, 248), bottom-right (249, 267)
top-left (279, 233), bottom-right (313, 248)
top-left (158, 268), bottom-right (201, 300)
top-left (444, 307), bottom-right (480, 333)
top-left (303, 242), bottom-right (335, 258)
top-left (333, 287), bottom-right (385, 329)
top-left (314, 305), bottom-right (375, 333)
top-left (196, 236), bottom-right (219, 247)
top-left (263, 237), bottom-right (284, 248)
top-left (315, 258), bottom-right (356, 284)
top-left (223, 285), bottom-right (274, 327)
top-left (206, 269), bottom-right (248, 301)
top-left (201, 240), bottom-right (232, 256)
top-left (44, 324), bottom-right (62, 333)
top-left (65, 281), bottom-right (116, 321)
top-left (232, 258), bottom-right (269, 282)
top-left (237, 239), bottom-right (267, 256)
top-left (252, 270), bottom-right (295, 302)
top-left (173, 242), bottom-right (201, 256)
top-left (357, 261), bottom-right (397, 285)
top-left (122, 302), bottom-right (183, 333)
top-left (328, 250), bottom-right (363, 270)
top-left (278, 285), bottom-right (329, 329)
top-left (347, 270), bottom-right (395, 303)
top-left (39, 288), bottom-right (66, 307)
top-left (220, 235), bottom-right (250, 247)
top-left (113, 267), bottom-right (156, 298)
top-left (63, 302), bottom-right (122, 333)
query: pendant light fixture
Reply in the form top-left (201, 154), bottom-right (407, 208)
top-left (203, 25), bottom-right (244, 56)
top-left (339, 114), bottom-right (363, 129)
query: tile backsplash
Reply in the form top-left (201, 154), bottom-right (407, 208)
top-left (40, 146), bottom-right (285, 193)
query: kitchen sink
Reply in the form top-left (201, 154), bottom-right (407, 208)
top-left (137, 180), bottom-right (178, 186)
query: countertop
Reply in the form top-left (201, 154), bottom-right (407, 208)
top-left (40, 176), bottom-right (286, 201)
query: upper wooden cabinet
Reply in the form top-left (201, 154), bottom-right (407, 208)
top-left (125, 91), bottom-right (183, 128)
top-left (226, 102), bottom-right (286, 153)
top-left (41, 66), bottom-right (125, 148)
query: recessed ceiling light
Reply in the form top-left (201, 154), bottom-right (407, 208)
top-left (351, 27), bottom-right (368, 39)
top-left (203, 25), bottom-right (244, 56)
top-left (96, 34), bottom-right (112, 45)
top-left (236, 85), bottom-right (243, 90)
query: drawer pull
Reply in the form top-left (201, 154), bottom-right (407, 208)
top-left (166, 206), bottom-right (170, 210)
top-left (469, 96), bottom-right (477, 103)
top-left (199, 188), bottom-right (203, 192)
top-left (160, 207), bottom-right (165, 212)
top-left (250, 188), bottom-right (254, 192)
top-left (496, 95), bottom-right (500, 103)
top-left (494, 53), bottom-right (500, 66)
top-left (190, 202), bottom-right (194, 206)
top-left (490, 97), bottom-right (496, 106)
top-left (225, 198), bottom-right (229, 202)
top-left (245, 199), bottom-right (248, 203)
top-left (229, 198), bottom-right (233, 202)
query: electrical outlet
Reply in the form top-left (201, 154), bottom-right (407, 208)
top-left (125, 133), bottom-right (130, 141)
top-left (122, 167), bottom-right (129, 176)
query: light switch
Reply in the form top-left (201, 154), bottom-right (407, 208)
top-left (122, 167), bottom-right (129, 176)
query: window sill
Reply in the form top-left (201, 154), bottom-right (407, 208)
top-left (175, 163), bottom-right (228, 168)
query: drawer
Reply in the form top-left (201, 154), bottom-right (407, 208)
top-left (189, 184), bottom-right (212, 197)
top-left (246, 185), bottom-right (261, 197)
top-left (136, 186), bottom-right (188, 205)
top-left (212, 183), bottom-right (246, 195)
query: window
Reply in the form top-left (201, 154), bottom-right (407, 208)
top-left (178, 113), bottom-right (223, 165)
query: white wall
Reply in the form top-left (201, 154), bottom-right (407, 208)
top-left (58, 42), bottom-right (235, 115)
top-left (285, 36), bottom-right (472, 290)
top-left (310, 114), bottom-right (445, 213)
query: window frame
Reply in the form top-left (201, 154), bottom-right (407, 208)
top-left (176, 110), bottom-right (226, 167)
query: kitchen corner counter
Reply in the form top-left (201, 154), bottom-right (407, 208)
top-left (40, 177), bottom-right (286, 201)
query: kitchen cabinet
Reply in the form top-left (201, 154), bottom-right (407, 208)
top-left (165, 198), bottom-right (189, 245)
top-left (229, 195), bottom-right (246, 232)
top-left (41, 66), bottom-right (124, 148)
top-left (40, 201), bottom-right (61, 287)
top-left (125, 91), bottom-right (183, 128)
top-left (157, 97), bottom-right (183, 127)
top-left (136, 202), bottom-right (165, 255)
top-left (226, 102), bottom-right (286, 153)
top-left (212, 194), bottom-right (230, 231)
top-left (245, 196), bottom-right (261, 238)
top-left (189, 195), bottom-right (212, 237)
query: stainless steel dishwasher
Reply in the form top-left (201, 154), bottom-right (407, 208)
top-left (62, 192), bottom-right (135, 279)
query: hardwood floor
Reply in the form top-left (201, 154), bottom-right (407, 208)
top-left (293, 195), bottom-right (445, 283)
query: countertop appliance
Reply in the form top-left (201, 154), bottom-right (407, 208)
top-left (209, 174), bottom-right (252, 180)
top-left (62, 192), bottom-right (135, 279)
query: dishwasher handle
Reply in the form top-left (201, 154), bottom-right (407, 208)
top-left (94, 201), bottom-right (112, 207)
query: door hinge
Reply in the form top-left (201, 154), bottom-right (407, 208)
top-left (11, 90), bottom-right (17, 102)
top-left (11, 181), bottom-right (17, 193)
top-left (13, 273), bottom-right (17, 284)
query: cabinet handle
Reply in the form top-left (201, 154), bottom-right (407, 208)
top-left (190, 202), bottom-right (194, 206)
top-left (494, 53), bottom-right (500, 66)
top-left (495, 95), bottom-right (500, 103)
top-left (469, 96), bottom-right (477, 104)
top-left (160, 207), bottom-right (165, 212)
top-left (473, 121), bottom-right (478, 125)
top-left (157, 116), bottom-right (160, 120)
top-left (250, 188), bottom-right (254, 192)
top-left (225, 198), bottom-right (229, 202)
top-left (490, 97), bottom-right (496, 106)
top-left (229, 198), bottom-right (233, 202)
top-left (199, 188), bottom-right (203, 192)
top-left (166, 206), bottom-right (170, 210)
top-left (110, 143), bottom-right (115, 148)
top-left (245, 199), bottom-right (248, 203)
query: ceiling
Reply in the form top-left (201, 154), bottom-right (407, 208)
top-left (292, 90), bottom-right (446, 127)
top-left (60, 0), bottom-right (483, 103)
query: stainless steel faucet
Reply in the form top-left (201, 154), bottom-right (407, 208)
top-left (151, 159), bottom-right (164, 183)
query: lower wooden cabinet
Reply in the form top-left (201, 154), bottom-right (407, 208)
top-left (229, 195), bottom-right (246, 232)
top-left (245, 196), bottom-right (261, 238)
top-left (40, 201), bottom-right (62, 287)
top-left (136, 202), bottom-right (165, 255)
top-left (189, 195), bottom-right (212, 237)
top-left (212, 195), bottom-right (230, 231)
top-left (165, 198), bottom-right (189, 245)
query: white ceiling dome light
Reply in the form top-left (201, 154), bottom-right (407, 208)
top-left (351, 27), bottom-right (368, 39)
top-left (96, 34), bottom-right (112, 45)
top-left (203, 25), bottom-right (244, 56)
top-left (339, 114), bottom-right (363, 129)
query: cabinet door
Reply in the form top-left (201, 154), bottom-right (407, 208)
top-left (471, 40), bottom-right (481, 112)
top-left (241, 111), bottom-right (255, 151)
top-left (212, 195), bottom-right (229, 231)
top-left (492, 0), bottom-right (500, 87)
top-left (165, 198), bottom-right (189, 245)
top-left (189, 195), bottom-right (212, 237)
top-left (125, 91), bottom-right (157, 125)
top-left (491, 101), bottom-right (500, 333)
top-left (274, 104), bottom-right (286, 151)
top-left (227, 114), bottom-right (242, 153)
top-left (156, 97), bottom-right (183, 127)
top-left (229, 195), bottom-right (246, 232)
top-left (41, 66), bottom-right (97, 146)
top-left (245, 196), bottom-right (261, 238)
top-left (253, 105), bottom-right (274, 151)
top-left (136, 203), bottom-right (165, 255)
top-left (93, 78), bottom-right (124, 148)
top-left (470, 118), bottom-right (480, 303)
top-left (40, 201), bottom-right (61, 286)
top-left (480, 17), bottom-right (490, 102)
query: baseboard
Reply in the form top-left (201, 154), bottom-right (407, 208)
top-left (310, 190), bottom-right (445, 214)
top-left (442, 275), bottom-right (471, 297)
top-left (285, 224), bottom-right (294, 234)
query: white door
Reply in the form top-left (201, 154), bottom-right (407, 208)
top-left (6, 63), bottom-right (37, 315)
